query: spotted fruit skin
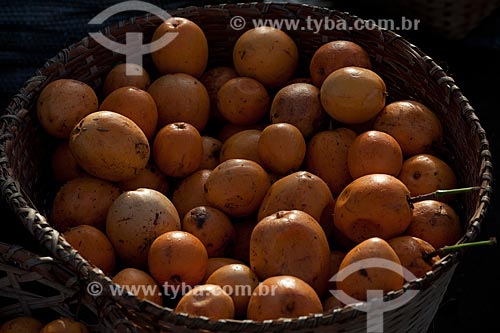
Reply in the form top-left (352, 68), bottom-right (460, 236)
top-left (250, 209), bottom-right (331, 297)
top-left (336, 237), bottom-right (404, 301)
top-left (334, 173), bottom-right (413, 244)
top-left (204, 158), bottom-right (271, 217)
top-left (69, 111), bottom-right (150, 182)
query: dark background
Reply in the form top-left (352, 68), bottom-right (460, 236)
top-left (1, 1), bottom-right (499, 332)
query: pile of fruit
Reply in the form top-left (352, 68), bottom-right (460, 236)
top-left (34, 16), bottom-right (465, 321)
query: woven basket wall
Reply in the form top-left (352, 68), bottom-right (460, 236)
top-left (0, 241), bottom-right (102, 331)
top-left (0, 2), bottom-right (493, 333)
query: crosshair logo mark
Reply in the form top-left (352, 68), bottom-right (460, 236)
top-left (88, 1), bottom-right (178, 75)
top-left (329, 258), bottom-right (420, 333)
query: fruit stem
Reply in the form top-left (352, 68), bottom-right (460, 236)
top-left (408, 186), bottom-right (481, 204)
top-left (426, 237), bottom-right (497, 259)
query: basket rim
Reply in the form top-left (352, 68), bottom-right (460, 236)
top-left (0, 2), bottom-right (494, 331)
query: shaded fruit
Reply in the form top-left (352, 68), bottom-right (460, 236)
top-left (153, 122), bottom-right (203, 178)
top-left (327, 250), bottom-right (347, 291)
top-left (148, 73), bottom-right (210, 131)
top-left (257, 123), bottom-right (306, 175)
top-left (257, 171), bottom-right (335, 229)
top-left (333, 174), bottom-right (413, 244)
top-left (347, 130), bottom-right (403, 179)
top-left (405, 200), bottom-right (462, 249)
top-left (206, 263), bottom-right (260, 318)
top-left (202, 257), bottom-right (246, 283)
top-left (305, 128), bottom-right (357, 196)
top-left (269, 83), bottom-right (328, 138)
top-left (320, 66), bottom-right (387, 124)
top-left (63, 224), bottom-right (116, 275)
top-left (148, 231), bottom-right (208, 288)
top-left (199, 136), bottom-right (222, 170)
top-left (204, 159), bottom-right (271, 217)
top-left (116, 162), bottom-right (169, 195)
top-left (373, 100), bottom-right (443, 156)
top-left (246, 275), bottom-right (323, 320)
top-left (50, 175), bottom-right (120, 231)
top-left (387, 235), bottom-right (440, 279)
top-left (250, 210), bottom-right (331, 296)
top-left (106, 188), bottom-right (181, 269)
top-left (182, 206), bottom-right (235, 257)
top-left (219, 129), bottom-right (263, 165)
top-left (217, 77), bottom-right (270, 126)
top-left (151, 17), bottom-right (208, 78)
top-left (225, 217), bottom-right (258, 264)
top-left (218, 122), bottom-right (267, 143)
top-left (37, 79), bottom-right (98, 139)
top-left (398, 154), bottom-right (458, 200)
top-left (99, 86), bottom-right (158, 140)
top-left (102, 63), bottom-right (151, 97)
top-left (51, 140), bottom-right (84, 184)
top-left (0, 316), bottom-right (44, 333)
top-left (112, 267), bottom-right (163, 305)
top-left (310, 40), bottom-right (372, 88)
top-left (200, 66), bottom-right (239, 121)
top-left (69, 110), bottom-right (150, 182)
top-left (233, 26), bottom-right (298, 88)
top-left (322, 295), bottom-right (345, 312)
top-left (40, 317), bottom-right (89, 333)
top-left (175, 284), bottom-right (235, 320)
top-left (335, 237), bottom-right (404, 301)
top-left (171, 169), bottom-right (212, 219)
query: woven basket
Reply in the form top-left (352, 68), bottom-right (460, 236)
top-left (0, 241), bottom-right (100, 331)
top-left (0, 2), bottom-right (493, 333)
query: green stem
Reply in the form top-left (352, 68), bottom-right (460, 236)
top-left (440, 237), bottom-right (497, 254)
top-left (426, 237), bottom-right (497, 259)
top-left (408, 186), bottom-right (481, 204)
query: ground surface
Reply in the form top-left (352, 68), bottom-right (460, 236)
top-left (1, 1), bottom-right (499, 332)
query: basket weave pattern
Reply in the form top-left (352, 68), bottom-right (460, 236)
top-left (0, 2), bottom-right (493, 333)
top-left (0, 242), bottom-right (99, 328)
